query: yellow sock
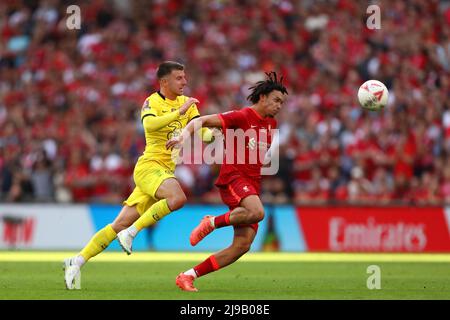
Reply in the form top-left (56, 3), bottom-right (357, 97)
top-left (133, 199), bottom-right (171, 232)
top-left (79, 224), bottom-right (117, 261)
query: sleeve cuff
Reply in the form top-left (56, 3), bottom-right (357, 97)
top-left (218, 114), bottom-right (226, 132)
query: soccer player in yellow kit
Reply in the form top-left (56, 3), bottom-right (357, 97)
top-left (63, 61), bottom-right (213, 289)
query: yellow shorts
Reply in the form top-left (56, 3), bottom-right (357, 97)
top-left (123, 160), bottom-right (176, 215)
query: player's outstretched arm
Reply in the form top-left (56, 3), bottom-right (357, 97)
top-left (143, 97), bottom-right (199, 133)
top-left (166, 114), bottom-right (221, 150)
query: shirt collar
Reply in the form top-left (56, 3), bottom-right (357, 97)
top-left (157, 91), bottom-right (165, 100)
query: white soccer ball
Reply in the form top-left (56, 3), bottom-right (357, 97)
top-left (357, 80), bottom-right (389, 111)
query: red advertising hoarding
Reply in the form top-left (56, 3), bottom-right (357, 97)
top-left (297, 207), bottom-right (450, 252)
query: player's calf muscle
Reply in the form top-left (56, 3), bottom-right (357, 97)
top-left (233, 242), bottom-right (252, 256)
top-left (111, 206), bottom-right (139, 233)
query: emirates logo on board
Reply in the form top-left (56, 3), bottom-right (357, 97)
top-left (328, 217), bottom-right (427, 252)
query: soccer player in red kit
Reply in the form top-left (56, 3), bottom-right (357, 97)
top-left (166, 72), bottom-right (288, 291)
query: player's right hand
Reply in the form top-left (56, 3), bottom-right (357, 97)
top-left (179, 97), bottom-right (199, 115)
top-left (166, 135), bottom-right (183, 150)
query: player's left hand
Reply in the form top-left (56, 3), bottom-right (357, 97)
top-left (179, 97), bottom-right (199, 115)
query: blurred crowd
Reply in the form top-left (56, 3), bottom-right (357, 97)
top-left (0, 0), bottom-right (449, 206)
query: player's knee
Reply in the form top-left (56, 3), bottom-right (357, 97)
top-left (248, 208), bottom-right (264, 223)
top-left (166, 193), bottom-right (187, 211)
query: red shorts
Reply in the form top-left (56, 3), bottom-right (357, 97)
top-left (218, 177), bottom-right (260, 233)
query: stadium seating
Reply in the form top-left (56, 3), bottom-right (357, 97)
top-left (0, 0), bottom-right (449, 205)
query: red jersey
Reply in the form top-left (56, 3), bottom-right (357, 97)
top-left (215, 107), bottom-right (277, 189)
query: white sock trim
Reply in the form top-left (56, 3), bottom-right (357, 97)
top-left (128, 225), bottom-right (138, 238)
top-left (184, 268), bottom-right (198, 278)
top-left (74, 255), bottom-right (85, 268)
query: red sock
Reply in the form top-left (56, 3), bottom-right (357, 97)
top-left (213, 211), bottom-right (231, 228)
top-left (193, 255), bottom-right (220, 277)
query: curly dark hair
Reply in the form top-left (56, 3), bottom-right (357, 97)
top-left (247, 71), bottom-right (288, 104)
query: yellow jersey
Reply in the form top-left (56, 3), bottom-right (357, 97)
top-left (139, 91), bottom-right (200, 171)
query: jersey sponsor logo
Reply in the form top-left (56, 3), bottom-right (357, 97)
top-left (168, 126), bottom-right (280, 176)
top-left (248, 137), bottom-right (256, 150)
top-left (258, 141), bottom-right (270, 149)
top-left (246, 139), bottom-right (270, 151)
top-left (243, 185), bottom-right (249, 192)
top-left (167, 120), bottom-right (183, 140)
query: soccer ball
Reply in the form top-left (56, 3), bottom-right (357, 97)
top-left (357, 80), bottom-right (389, 111)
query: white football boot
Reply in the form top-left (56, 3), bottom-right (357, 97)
top-left (117, 229), bottom-right (133, 255)
top-left (63, 258), bottom-right (81, 290)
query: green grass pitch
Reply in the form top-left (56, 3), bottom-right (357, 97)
top-left (0, 252), bottom-right (449, 300)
